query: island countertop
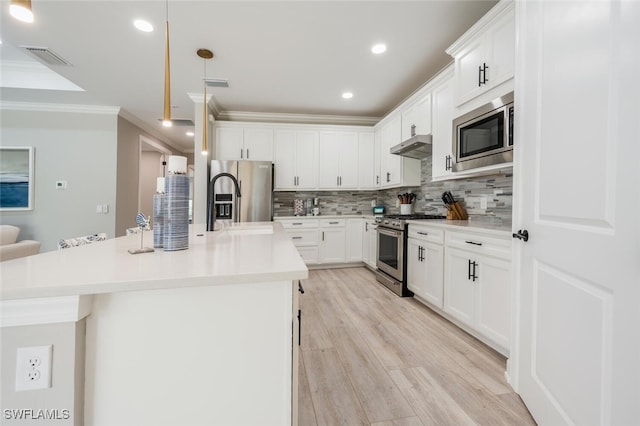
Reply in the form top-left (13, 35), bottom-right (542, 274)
top-left (0, 222), bottom-right (308, 300)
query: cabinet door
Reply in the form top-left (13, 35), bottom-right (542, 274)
top-left (380, 115), bottom-right (402, 187)
top-left (431, 76), bottom-right (455, 180)
top-left (401, 94), bottom-right (432, 141)
top-left (274, 130), bottom-right (297, 190)
top-left (338, 132), bottom-right (359, 189)
top-left (444, 247), bottom-right (476, 325)
top-left (346, 219), bottom-right (363, 262)
top-left (423, 242), bottom-right (444, 308)
top-left (318, 132), bottom-right (340, 188)
top-left (486, 9), bottom-right (515, 91)
top-left (406, 238), bottom-right (426, 296)
top-left (294, 131), bottom-right (318, 189)
top-left (320, 228), bottom-right (346, 263)
top-left (475, 254), bottom-right (510, 349)
top-left (358, 132), bottom-right (377, 189)
top-left (216, 127), bottom-right (244, 160)
top-left (243, 128), bottom-right (273, 161)
top-left (454, 37), bottom-right (487, 106)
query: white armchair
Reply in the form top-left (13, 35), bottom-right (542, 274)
top-left (0, 225), bottom-right (41, 262)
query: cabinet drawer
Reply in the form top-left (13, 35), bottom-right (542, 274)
top-left (408, 225), bottom-right (444, 244)
top-left (446, 230), bottom-right (511, 259)
top-left (320, 219), bottom-right (345, 228)
top-left (297, 246), bottom-right (319, 264)
top-left (277, 219), bottom-right (319, 229)
top-left (286, 229), bottom-right (319, 246)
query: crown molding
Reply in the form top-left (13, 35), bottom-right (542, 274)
top-left (216, 111), bottom-right (380, 127)
top-left (0, 100), bottom-right (120, 115)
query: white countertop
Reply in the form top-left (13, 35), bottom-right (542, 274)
top-left (0, 222), bottom-right (308, 300)
top-left (406, 219), bottom-right (512, 236)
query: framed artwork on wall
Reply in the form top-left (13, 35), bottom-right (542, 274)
top-left (0, 146), bottom-right (34, 211)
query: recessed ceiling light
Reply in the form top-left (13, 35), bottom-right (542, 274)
top-left (186, 131), bottom-right (194, 137)
top-left (134, 19), bottom-right (154, 32)
top-left (371, 43), bottom-right (387, 54)
top-left (342, 92), bottom-right (354, 99)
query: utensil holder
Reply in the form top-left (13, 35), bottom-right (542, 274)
top-left (446, 201), bottom-right (468, 220)
top-left (400, 204), bottom-right (412, 215)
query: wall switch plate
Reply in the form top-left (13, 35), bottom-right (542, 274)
top-left (96, 205), bottom-right (103, 214)
top-left (15, 345), bottom-right (52, 391)
top-left (55, 181), bottom-right (67, 190)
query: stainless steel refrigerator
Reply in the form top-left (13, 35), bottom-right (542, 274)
top-left (207, 160), bottom-right (273, 230)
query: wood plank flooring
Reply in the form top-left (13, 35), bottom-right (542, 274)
top-left (298, 267), bottom-right (535, 426)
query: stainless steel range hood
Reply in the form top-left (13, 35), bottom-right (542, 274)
top-left (390, 134), bottom-right (433, 159)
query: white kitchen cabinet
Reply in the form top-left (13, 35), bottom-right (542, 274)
top-left (447, 1), bottom-right (514, 106)
top-left (319, 219), bottom-right (346, 264)
top-left (276, 219), bottom-right (320, 264)
top-left (274, 129), bottom-right (318, 190)
top-left (430, 68), bottom-right (456, 180)
top-left (346, 218), bottom-right (363, 262)
top-left (358, 132), bottom-right (379, 189)
top-left (318, 131), bottom-right (359, 189)
top-left (401, 93), bottom-right (432, 141)
top-left (379, 115), bottom-right (421, 189)
top-left (443, 229), bottom-right (511, 351)
top-left (407, 224), bottom-right (445, 308)
top-left (216, 126), bottom-right (273, 161)
top-left (362, 217), bottom-right (378, 268)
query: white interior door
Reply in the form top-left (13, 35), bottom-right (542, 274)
top-left (512, 1), bottom-right (640, 425)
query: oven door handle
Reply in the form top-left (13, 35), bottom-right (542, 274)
top-left (377, 227), bottom-right (402, 238)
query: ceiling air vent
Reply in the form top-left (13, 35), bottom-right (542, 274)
top-left (21, 46), bottom-right (71, 66)
top-left (204, 78), bottom-right (229, 88)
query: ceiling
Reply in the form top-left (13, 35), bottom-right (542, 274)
top-left (0, 1), bottom-right (497, 152)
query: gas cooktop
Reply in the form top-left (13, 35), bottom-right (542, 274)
top-left (376, 214), bottom-right (446, 231)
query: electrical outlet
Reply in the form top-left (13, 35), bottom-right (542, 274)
top-left (15, 345), bottom-right (52, 391)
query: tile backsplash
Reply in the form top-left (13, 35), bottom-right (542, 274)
top-left (274, 156), bottom-right (513, 224)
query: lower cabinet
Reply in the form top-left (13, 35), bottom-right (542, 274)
top-left (277, 219), bottom-right (320, 264)
top-left (320, 220), bottom-right (346, 263)
top-left (407, 238), bottom-right (444, 308)
top-left (443, 230), bottom-right (511, 353)
top-left (277, 217), bottom-right (367, 266)
top-left (346, 218), bottom-right (364, 263)
top-left (408, 224), bottom-right (512, 354)
top-left (362, 218), bottom-right (378, 268)
top-left (407, 224), bottom-right (446, 308)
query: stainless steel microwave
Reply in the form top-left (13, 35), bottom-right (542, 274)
top-left (452, 92), bottom-right (514, 172)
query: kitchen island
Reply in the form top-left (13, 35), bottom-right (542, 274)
top-left (1, 222), bottom-right (307, 426)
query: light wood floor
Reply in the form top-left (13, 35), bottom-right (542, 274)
top-left (298, 267), bottom-right (536, 426)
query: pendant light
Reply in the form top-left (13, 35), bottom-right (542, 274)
top-left (197, 49), bottom-right (214, 155)
top-left (162, 0), bottom-right (172, 127)
top-left (10, 0), bottom-right (34, 23)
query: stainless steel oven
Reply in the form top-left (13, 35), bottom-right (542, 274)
top-left (452, 92), bottom-right (514, 172)
top-left (376, 226), bottom-right (404, 282)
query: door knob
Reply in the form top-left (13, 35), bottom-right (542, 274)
top-left (512, 230), bottom-right (529, 242)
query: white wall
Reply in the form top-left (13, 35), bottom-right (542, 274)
top-left (1, 320), bottom-right (86, 426)
top-left (0, 108), bottom-right (118, 252)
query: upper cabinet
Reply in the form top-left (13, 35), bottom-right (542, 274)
top-left (431, 66), bottom-right (455, 180)
top-left (401, 93), bottom-right (432, 141)
top-left (216, 125), bottom-right (273, 161)
top-left (446, 0), bottom-right (515, 106)
top-left (274, 129), bottom-right (318, 190)
top-left (358, 131), bottom-right (379, 189)
top-left (378, 112), bottom-right (421, 189)
top-left (318, 131), bottom-right (359, 190)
